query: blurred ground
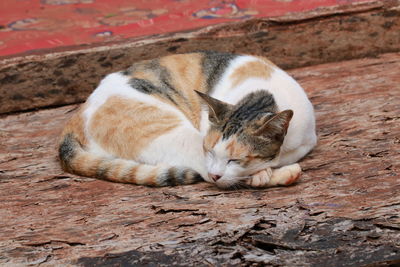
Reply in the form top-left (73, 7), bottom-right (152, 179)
top-left (0, 0), bottom-right (371, 57)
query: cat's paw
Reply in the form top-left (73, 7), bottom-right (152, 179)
top-left (270, 163), bottom-right (301, 186)
top-left (246, 168), bottom-right (273, 187)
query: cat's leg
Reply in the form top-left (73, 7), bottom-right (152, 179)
top-left (245, 168), bottom-right (273, 187)
top-left (268, 163), bottom-right (301, 186)
top-left (246, 164), bottom-right (301, 187)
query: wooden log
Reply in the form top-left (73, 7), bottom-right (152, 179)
top-left (1, 0), bottom-right (400, 114)
top-left (0, 52), bottom-right (399, 266)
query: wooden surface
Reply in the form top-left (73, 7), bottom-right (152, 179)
top-left (1, 0), bottom-right (400, 114)
top-left (1, 52), bottom-right (399, 266)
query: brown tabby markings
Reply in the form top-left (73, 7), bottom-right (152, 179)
top-left (241, 155), bottom-right (255, 166)
top-left (109, 160), bottom-right (128, 181)
top-left (226, 136), bottom-right (237, 155)
top-left (158, 53), bottom-right (206, 129)
top-left (226, 136), bottom-right (252, 159)
top-left (132, 69), bottom-right (160, 87)
top-left (127, 165), bottom-right (140, 183)
top-left (127, 53), bottom-right (207, 130)
top-left (185, 171), bottom-right (193, 181)
top-left (89, 96), bottom-right (181, 159)
top-left (227, 139), bottom-right (261, 167)
top-left (230, 60), bottom-right (273, 88)
top-left (70, 153), bottom-right (100, 177)
top-left (147, 167), bottom-right (159, 186)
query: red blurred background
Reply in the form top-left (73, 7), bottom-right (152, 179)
top-left (0, 0), bottom-right (370, 57)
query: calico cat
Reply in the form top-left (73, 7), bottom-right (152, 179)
top-left (59, 51), bottom-right (317, 188)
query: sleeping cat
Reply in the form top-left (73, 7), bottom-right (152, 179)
top-left (59, 51), bottom-right (317, 188)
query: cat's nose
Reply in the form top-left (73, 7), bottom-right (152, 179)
top-left (209, 173), bottom-right (222, 182)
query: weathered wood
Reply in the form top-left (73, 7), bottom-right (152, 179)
top-left (1, 0), bottom-right (400, 114)
top-left (0, 52), bottom-right (399, 266)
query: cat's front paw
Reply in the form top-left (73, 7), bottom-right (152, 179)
top-left (245, 164), bottom-right (301, 188)
top-left (270, 163), bottom-right (301, 186)
top-left (246, 168), bottom-right (273, 187)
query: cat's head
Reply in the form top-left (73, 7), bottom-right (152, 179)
top-left (196, 91), bottom-right (293, 188)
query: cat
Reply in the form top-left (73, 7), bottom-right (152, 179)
top-left (59, 51), bottom-right (317, 188)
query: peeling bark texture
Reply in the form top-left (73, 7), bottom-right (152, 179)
top-left (1, 0), bottom-right (400, 114)
top-left (0, 52), bottom-right (399, 266)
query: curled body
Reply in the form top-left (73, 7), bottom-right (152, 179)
top-left (59, 51), bottom-right (317, 188)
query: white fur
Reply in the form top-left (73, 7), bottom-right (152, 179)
top-left (205, 137), bottom-right (228, 177)
top-left (138, 125), bottom-right (207, 178)
top-left (199, 108), bottom-right (211, 135)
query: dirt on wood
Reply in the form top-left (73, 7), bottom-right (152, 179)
top-left (0, 52), bottom-right (399, 266)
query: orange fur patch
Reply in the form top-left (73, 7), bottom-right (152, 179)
top-left (89, 96), bottom-right (181, 159)
top-left (226, 136), bottom-right (252, 159)
top-left (230, 60), bottom-right (273, 88)
top-left (147, 167), bottom-right (160, 186)
top-left (158, 53), bottom-right (206, 129)
top-left (125, 165), bottom-right (139, 183)
top-left (203, 130), bottom-right (222, 152)
top-left (106, 160), bottom-right (126, 181)
top-left (132, 70), bottom-right (161, 86)
top-left (70, 151), bottom-right (101, 177)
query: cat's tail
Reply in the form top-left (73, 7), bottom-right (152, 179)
top-left (58, 133), bottom-right (203, 186)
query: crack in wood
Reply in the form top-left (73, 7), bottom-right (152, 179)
top-left (23, 240), bottom-right (86, 247)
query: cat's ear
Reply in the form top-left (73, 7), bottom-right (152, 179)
top-left (195, 91), bottom-right (232, 124)
top-left (252, 110), bottom-right (293, 142)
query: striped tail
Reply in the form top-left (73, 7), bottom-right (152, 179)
top-left (58, 133), bottom-right (203, 186)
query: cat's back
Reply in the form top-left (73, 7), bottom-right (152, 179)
top-left (84, 52), bottom-right (245, 129)
top-left (84, 51), bottom-right (309, 125)
top-left (89, 51), bottom-right (272, 99)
